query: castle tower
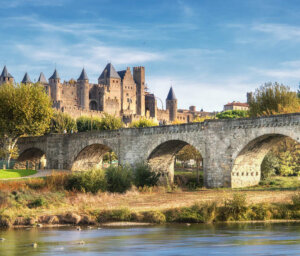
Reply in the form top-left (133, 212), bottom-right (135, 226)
top-left (38, 72), bottom-right (50, 96)
top-left (0, 66), bottom-right (14, 85)
top-left (38, 72), bottom-right (47, 84)
top-left (21, 72), bottom-right (32, 85)
top-left (77, 68), bottom-right (90, 110)
top-left (49, 69), bottom-right (61, 103)
top-left (133, 66), bottom-right (145, 116)
top-left (98, 63), bottom-right (121, 86)
top-left (166, 86), bottom-right (177, 122)
top-left (98, 63), bottom-right (122, 115)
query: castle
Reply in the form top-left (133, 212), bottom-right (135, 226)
top-left (0, 64), bottom-right (213, 124)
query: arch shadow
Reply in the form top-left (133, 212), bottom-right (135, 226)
top-left (71, 143), bottom-right (117, 171)
top-left (231, 133), bottom-right (298, 188)
top-left (15, 147), bottom-right (47, 170)
top-left (147, 140), bottom-right (203, 184)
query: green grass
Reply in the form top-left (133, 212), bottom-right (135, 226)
top-left (239, 176), bottom-right (300, 191)
top-left (0, 169), bottom-right (37, 179)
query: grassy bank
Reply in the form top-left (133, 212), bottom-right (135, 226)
top-left (0, 172), bottom-right (298, 227)
top-left (0, 169), bottom-right (36, 179)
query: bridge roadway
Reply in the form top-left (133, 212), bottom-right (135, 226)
top-left (17, 113), bottom-right (300, 188)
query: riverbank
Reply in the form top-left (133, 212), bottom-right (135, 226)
top-left (0, 184), bottom-right (299, 228)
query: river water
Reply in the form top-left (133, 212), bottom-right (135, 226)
top-left (0, 223), bottom-right (299, 255)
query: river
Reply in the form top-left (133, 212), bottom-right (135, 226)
top-left (0, 223), bottom-right (299, 255)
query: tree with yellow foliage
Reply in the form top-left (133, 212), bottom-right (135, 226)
top-left (0, 83), bottom-right (53, 165)
top-left (249, 82), bottom-right (300, 117)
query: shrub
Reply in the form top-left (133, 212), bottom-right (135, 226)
top-left (165, 203), bottom-right (217, 223)
top-left (28, 198), bottom-right (46, 208)
top-left (76, 116), bottom-right (102, 132)
top-left (50, 111), bottom-right (77, 133)
top-left (65, 169), bottom-right (107, 193)
top-left (218, 193), bottom-right (248, 221)
top-left (130, 117), bottom-right (158, 128)
top-left (292, 193), bottom-right (300, 210)
top-left (106, 165), bottom-right (133, 193)
top-left (133, 163), bottom-right (160, 188)
top-left (100, 113), bottom-right (123, 130)
top-left (97, 208), bottom-right (132, 222)
top-left (142, 210), bottom-right (166, 223)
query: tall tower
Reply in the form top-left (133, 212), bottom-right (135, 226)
top-left (0, 66), bottom-right (14, 85)
top-left (77, 68), bottom-right (90, 110)
top-left (21, 72), bottom-right (32, 85)
top-left (49, 69), bottom-right (61, 103)
top-left (166, 87), bottom-right (177, 122)
top-left (133, 66), bottom-right (145, 116)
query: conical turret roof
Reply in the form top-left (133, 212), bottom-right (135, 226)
top-left (78, 68), bottom-right (89, 80)
top-left (166, 87), bottom-right (177, 100)
top-left (21, 72), bottom-right (32, 83)
top-left (0, 66), bottom-right (13, 78)
top-left (98, 63), bottom-right (120, 80)
top-left (38, 72), bottom-right (47, 84)
top-left (49, 69), bottom-right (60, 80)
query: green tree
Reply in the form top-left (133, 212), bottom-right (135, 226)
top-left (76, 116), bottom-right (102, 132)
top-left (261, 152), bottom-right (279, 179)
top-left (76, 114), bottom-right (123, 132)
top-left (0, 83), bottom-right (53, 164)
top-left (50, 111), bottom-right (77, 133)
top-left (100, 113), bottom-right (123, 130)
top-left (249, 82), bottom-right (300, 117)
top-left (130, 117), bottom-right (158, 128)
top-left (216, 110), bottom-right (249, 119)
top-left (176, 145), bottom-right (203, 183)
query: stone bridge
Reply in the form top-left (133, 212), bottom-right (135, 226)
top-left (17, 113), bottom-right (300, 188)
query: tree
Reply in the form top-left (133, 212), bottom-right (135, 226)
top-left (216, 110), bottom-right (249, 119)
top-left (0, 83), bottom-right (53, 164)
top-left (99, 113), bottom-right (123, 130)
top-left (176, 145), bottom-right (203, 183)
top-left (76, 113), bottom-right (123, 132)
top-left (249, 82), bottom-right (300, 117)
top-left (50, 111), bottom-right (77, 133)
top-left (76, 116), bottom-right (102, 132)
top-left (130, 117), bottom-right (158, 128)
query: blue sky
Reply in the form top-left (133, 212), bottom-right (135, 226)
top-left (1, 0), bottom-right (300, 111)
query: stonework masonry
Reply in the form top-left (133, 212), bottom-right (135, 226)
top-left (17, 113), bottom-right (300, 188)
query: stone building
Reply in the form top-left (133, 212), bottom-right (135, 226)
top-left (223, 101), bottom-right (249, 111)
top-left (0, 64), bottom-right (212, 124)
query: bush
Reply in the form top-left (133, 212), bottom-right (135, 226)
top-left (133, 163), bottom-right (160, 188)
top-left (142, 210), bottom-right (166, 223)
top-left (218, 193), bottom-right (248, 221)
top-left (216, 110), bottom-right (249, 119)
top-left (130, 117), bottom-right (158, 128)
top-left (292, 193), bottom-right (300, 210)
top-left (97, 208), bottom-right (132, 222)
top-left (50, 111), bottom-right (77, 133)
top-left (65, 169), bottom-right (107, 193)
top-left (106, 165), bottom-right (133, 193)
top-left (27, 198), bottom-right (46, 208)
top-left (76, 116), bottom-right (102, 132)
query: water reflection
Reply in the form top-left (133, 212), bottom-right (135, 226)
top-left (0, 223), bottom-right (299, 255)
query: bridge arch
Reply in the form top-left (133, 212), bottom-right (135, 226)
top-left (71, 143), bottom-right (118, 171)
top-left (231, 133), bottom-right (299, 188)
top-left (146, 139), bottom-right (204, 184)
top-left (15, 147), bottom-right (47, 170)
